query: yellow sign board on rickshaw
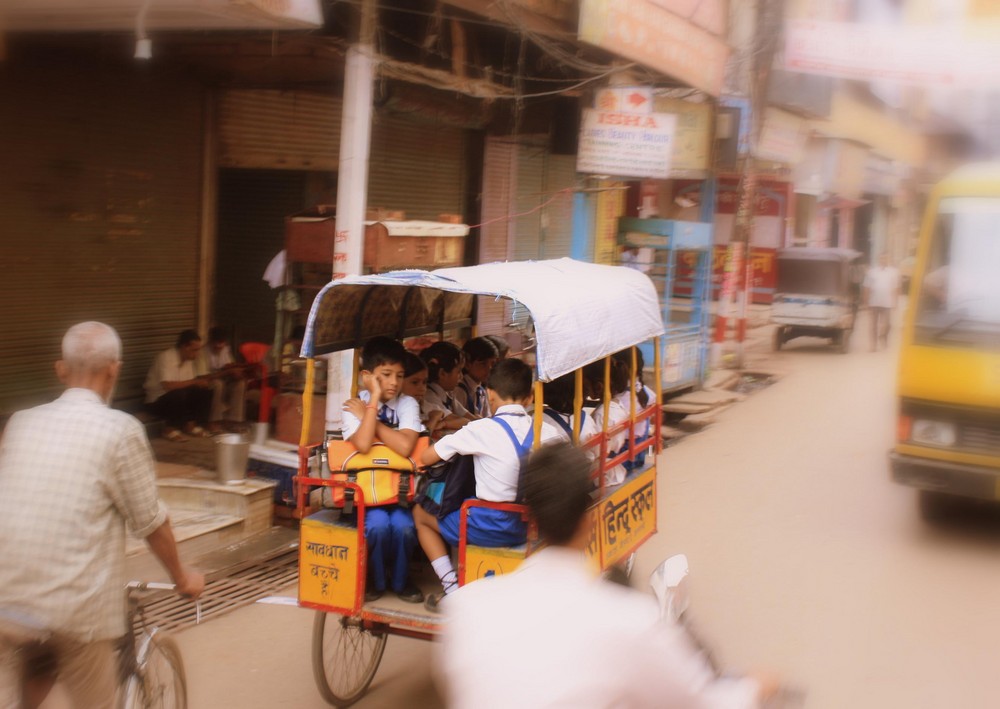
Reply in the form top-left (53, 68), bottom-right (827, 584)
top-left (299, 510), bottom-right (360, 612)
top-left (599, 467), bottom-right (657, 567)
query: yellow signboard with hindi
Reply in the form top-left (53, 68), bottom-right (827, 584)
top-left (299, 510), bottom-right (361, 612)
top-left (598, 467), bottom-right (657, 567)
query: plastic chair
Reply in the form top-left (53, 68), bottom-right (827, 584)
top-left (239, 342), bottom-right (277, 424)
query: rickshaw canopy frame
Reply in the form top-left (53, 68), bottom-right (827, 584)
top-left (301, 258), bottom-right (665, 382)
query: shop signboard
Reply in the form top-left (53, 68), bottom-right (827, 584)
top-left (579, 0), bottom-right (729, 96)
top-left (593, 181), bottom-right (627, 265)
top-left (654, 97), bottom-right (713, 176)
top-left (673, 247), bottom-right (778, 304)
top-left (756, 107), bottom-right (808, 165)
top-left (577, 108), bottom-right (677, 179)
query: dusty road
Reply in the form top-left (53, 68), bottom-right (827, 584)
top-left (174, 314), bottom-right (1000, 708)
top-left (632, 319), bottom-right (1000, 709)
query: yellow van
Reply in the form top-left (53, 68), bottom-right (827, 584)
top-left (892, 163), bottom-right (1000, 519)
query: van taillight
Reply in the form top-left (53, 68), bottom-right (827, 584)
top-left (897, 415), bottom-right (912, 442)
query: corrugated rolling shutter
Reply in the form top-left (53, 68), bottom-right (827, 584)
top-left (543, 155), bottom-right (577, 259)
top-left (0, 65), bottom-right (204, 414)
top-left (367, 112), bottom-right (467, 221)
top-left (214, 170), bottom-right (307, 344)
top-left (513, 143), bottom-right (546, 262)
top-left (513, 146), bottom-right (576, 262)
top-left (477, 136), bottom-right (518, 334)
top-left (219, 89), bottom-right (342, 170)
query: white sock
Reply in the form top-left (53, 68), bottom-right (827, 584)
top-left (431, 555), bottom-right (458, 594)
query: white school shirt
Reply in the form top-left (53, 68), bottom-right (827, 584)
top-left (439, 546), bottom-right (760, 709)
top-left (433, 405), bottom-right (561, 502)
top-left (458, 374), bottom-right (491, 418)
top-left (422, 382), bottom-right (473, 419)
top-left (613, 383), bottom-right (656, 439)
top-left (594, 398), bottom-right (629, 486)
top-left (864, 266), bottom-right (900, 308)
top-left (542, 408), bottom-right (599, 445)
top-left (143, 347), bottom-right (200, 403)
top-left (340, 391), bottom-right (423, 443)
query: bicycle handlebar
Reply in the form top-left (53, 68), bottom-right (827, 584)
top-left (126, 581), bottom-right (177, 592)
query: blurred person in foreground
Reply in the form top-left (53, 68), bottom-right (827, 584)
top-left (438, 441), bottom-right (775, 709)
top-left (0, 322), bottom-right (204, 708)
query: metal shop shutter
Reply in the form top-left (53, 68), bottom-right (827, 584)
top-left (0, 66), bottom-right (204, 414)
top-left (477, 136), bottom-right (518, 335)
top-left (367, 112), bottom-right (467, 222)
top-left (219, 89), bottom-right (342, 171)
top-left (513, 148), bottom-right (576, 262)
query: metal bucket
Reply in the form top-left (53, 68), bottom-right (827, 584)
top-left (216, 434), bottom-right (249, 485)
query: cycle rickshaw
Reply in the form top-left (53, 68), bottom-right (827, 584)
top-left (293, 258), bottom-right (665, 706)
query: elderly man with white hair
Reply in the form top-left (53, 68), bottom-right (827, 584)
top-left (0, 321), bottom-right (204, 709)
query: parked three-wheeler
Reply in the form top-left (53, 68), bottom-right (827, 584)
top-left (292, 258), bottom-right (665, 706)
top-left (771, 247), bottom-right (863, 353)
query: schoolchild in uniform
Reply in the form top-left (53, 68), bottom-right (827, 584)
top-left (483, 334), bottom-right (510, 360)
top-left (611, 348), bottom-right (656, 471)
top-left (458, 336), bottom-right (499, 418)
top-left (413, 358), bottom-right (561, 611)
top-left (401, 351), bottom-right (446, 436)
top-left (420, 341), bottom-right (476, 434)
top-left (541, 372), bottom-right (598, 445)
top-left (584, 359), bottom-right (630, 487)
top-left (340, 336), bottom-right (425, 604)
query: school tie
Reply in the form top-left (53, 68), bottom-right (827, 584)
top-left (378, 404), bottom-right (396, 427)
top-left (475, 385), bottom-right (485, 414)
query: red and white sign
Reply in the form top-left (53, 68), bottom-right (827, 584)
top-left (595, 87), bottom-right (653, 114)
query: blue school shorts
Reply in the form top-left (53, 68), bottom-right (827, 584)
top-left (439, 500), bottom-right (527, 548)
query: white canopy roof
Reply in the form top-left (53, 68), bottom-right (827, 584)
top-left (303, 258), bottom-right (664, 382)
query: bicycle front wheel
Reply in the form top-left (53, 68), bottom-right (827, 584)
top-left (312, 611), bottom-right (387, 707)
top-left (121, 634), bottom-right (187, 709)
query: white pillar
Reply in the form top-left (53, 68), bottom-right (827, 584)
top-left (326, 36), bottom-right (376, 432)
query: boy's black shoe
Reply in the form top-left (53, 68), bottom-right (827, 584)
top-left (396, 583), bottom-right (424, 604)
top-left (424, 591), bottom-right (446, 614)
top-left (364, 587), bottom-right (384, 603)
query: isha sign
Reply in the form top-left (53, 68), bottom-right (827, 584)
top-left (577, 109), bottom-right (677, 179)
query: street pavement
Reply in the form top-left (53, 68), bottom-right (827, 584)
top-left (167, 308), bottom-right (1000, 708)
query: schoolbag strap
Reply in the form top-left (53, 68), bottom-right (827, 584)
top-left (543, 407), bottom-right (573, 437)
top-left (493, 415), bottom-right (533, 457)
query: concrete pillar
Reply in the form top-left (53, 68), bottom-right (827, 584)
top-left (326, 2), bottom-right (376, 432)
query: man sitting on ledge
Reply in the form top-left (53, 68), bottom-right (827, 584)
top-left (144, 329), bottom-right (215, 442)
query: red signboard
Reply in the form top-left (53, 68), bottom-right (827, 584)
top-left (674, 246), bottom-right (777, 304)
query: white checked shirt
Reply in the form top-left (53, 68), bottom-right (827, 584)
top-left (0, 388), bottom-right (167, 641)
top-left (440, 547), bottom-right (760, 709)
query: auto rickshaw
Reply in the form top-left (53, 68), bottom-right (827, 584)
top-left (771, 247), bottom-right (863, 354)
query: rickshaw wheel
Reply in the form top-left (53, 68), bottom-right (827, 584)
top-left (312, 611), bottom-right (387, 707)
